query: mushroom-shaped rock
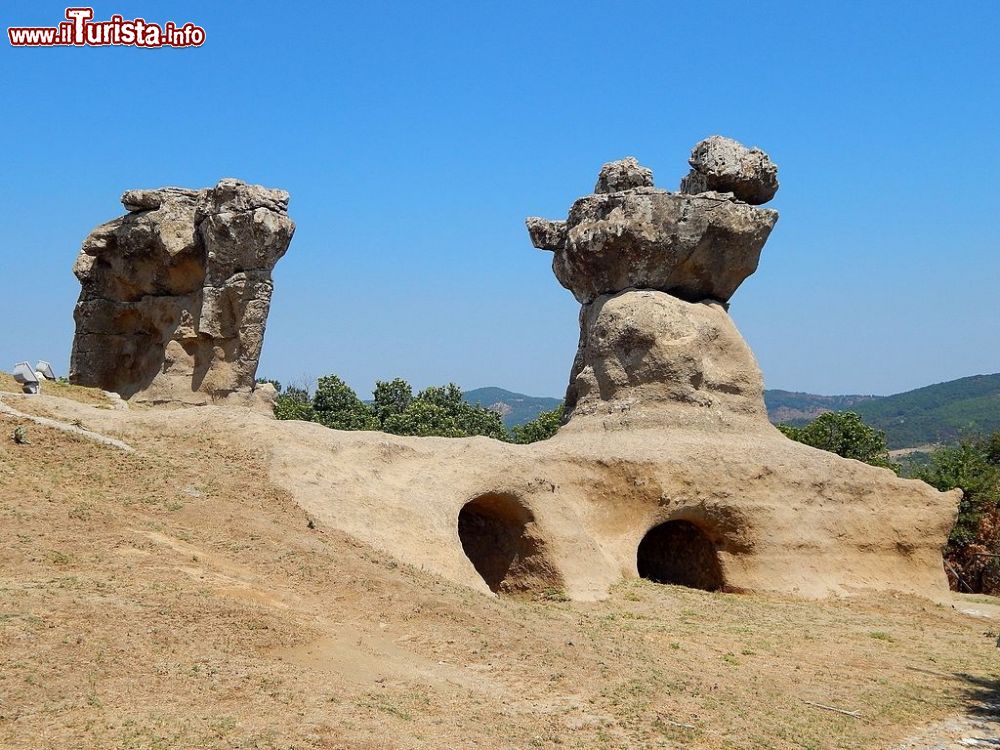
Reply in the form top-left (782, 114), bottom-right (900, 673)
top-left (526, 144), bottom-right (778, 304)
top-left (594, 157), bottom-right (654, 194)
top-left (679, 135), bottom-right (779, 205)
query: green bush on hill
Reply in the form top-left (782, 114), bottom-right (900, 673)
top-left (382, 383), bottom-right (508, 440)
top-left (915, 433), bottom-right (1000, 594)
top-left (268, 376), bottom-right (562, 444)
top-left (853, 375), bottom-right (1000, 448)
top-left (273, 385), bottom-right (314, 421)
top-left (778, 411), bottom-right (898, 472)
top-left (511, 404), bottom-right (565, 444)
top-left (765, 373), bottom-right (1000, 449)
top-left (313, 375), bottom-right (380, 431)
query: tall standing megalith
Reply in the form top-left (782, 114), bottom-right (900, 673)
top-left (69, 179), bottom-right (294, 408)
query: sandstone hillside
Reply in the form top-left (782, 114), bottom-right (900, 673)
top-left (2, 386), bottom-right (999, 750)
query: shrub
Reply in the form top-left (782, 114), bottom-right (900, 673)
top-left (779, 411), bottom-right (897, 472)
top-left (916, 433), bottom-right (1000, 593)
top-left (511, 404), bottom-right (565, 444)
top-left (312, 375), bottom-right (378, 431)
top-left (383, 384), bottom-right (507, 440)
top-left (273, 385), bottom-right (315, 422)
top-left (271, 375), bottom-right (508, 440)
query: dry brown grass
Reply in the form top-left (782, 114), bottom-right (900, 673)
top-left (0, 372), bottom-right (110, 407)
top-left (1, 416), bottom-right (998, 750)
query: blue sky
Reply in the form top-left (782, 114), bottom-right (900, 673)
top-left (2, 1), bottom-right (998, 398)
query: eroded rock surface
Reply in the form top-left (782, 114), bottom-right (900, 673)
top-left (70, 179), bottom-right (294, 407)
top-left (565, 290), bottom-right (767, 429)
top-left (594, 156), bottom-right (654, 194)
top-left (527, 159), bottom-right (777, 305)
top-left (50, 138), bottom-right (957, 606)
top-left (527, 139), bottom-right (783, 425)
top-left (679, 135), bottom-right (779, 205)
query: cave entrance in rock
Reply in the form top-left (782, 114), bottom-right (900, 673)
top-left (457, 493), bottom-right (560, 595)
top-left (637, 520), bottom-right (724, 591)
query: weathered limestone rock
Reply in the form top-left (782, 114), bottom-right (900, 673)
top-left (527, 160), bottom-right (777, 304)
top-left (679, 135), bottom-right (779, 205)
top-left (564, 290), bottom-right (767, 429)
top-left (70, 179), bottom-right (294, 408)
top-left (47, 136), bottom-right (958, 604)
top-left (509, 139), bottom-right (954, 600)
top-left (527, 139), bottom-right (782, 423)
top-left (594, 156), bottom-right (654, 194)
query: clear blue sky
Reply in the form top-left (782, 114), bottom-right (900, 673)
top-left (2, 1), bottom-right (998, 398)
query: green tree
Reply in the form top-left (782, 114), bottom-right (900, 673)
top-left (414, 384), bottom-right (466, 411)
top-left (383, 383), bottom-right (508, 440)
top-left (916, 433), bottom-right (1000, 592)
top-left (274, 384), bottom-right (315, 422)
top-left (916, 438), bottom-right (1000, 548)
top-left (511, 404), bottom-right (565, 444)
top-left (984, 431), bottom-right (1000, 465)
top-left (274, 374), bottom-right (509, 440)
top-left (779, 411), bottom-right (897, 472)
top-left (372, 378), bottom-right (413, 426)
top-left (312, 375), bottom-right (378, 431)
top-left (383, 399), bottom-right (467, 437)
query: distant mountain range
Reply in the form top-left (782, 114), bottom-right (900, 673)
top-left (462, 387), bottom-right (561, 428)
top-left (467, 373), bottom-right (1000, 449)
top-left (767, 373), bottom-right (1000, 449)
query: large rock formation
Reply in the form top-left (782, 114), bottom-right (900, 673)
top-left (56, 138), bottom-right (957, 604)
top-left (528, 141), bottom-right (780, 425)
top-left (223, 136), bottom-right (949, 602)
top-left (526, 159), bottom-right (777, 305)
top-left (70, 179), bottom-right (294, 408)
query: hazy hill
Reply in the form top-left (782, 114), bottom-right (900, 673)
top-left (472, 374), bottom-right (1000, 448)
top-left (766, 373), bottom-right (1000, 449)
top-left (763, 390), bottom-right (880, 423)
top-left (463, 387), bottom-right (561, 428)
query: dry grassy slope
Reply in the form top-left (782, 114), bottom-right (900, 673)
top-left (0, 373), bottom-right (111, 407)
top-left (1, 393), bottom-right (999, 750)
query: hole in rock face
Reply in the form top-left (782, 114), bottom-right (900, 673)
top-left (457, 493), bottom-right (561, 595)
top-left (637, 520), bottom-right (725, 591)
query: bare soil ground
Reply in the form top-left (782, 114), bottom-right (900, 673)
top-left (2, 398), bottom-right (999, 749)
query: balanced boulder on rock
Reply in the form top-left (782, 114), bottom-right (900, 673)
top-left (593, 156), bottom-right (654, 194)
top-left (679, 135), bottom-right (779, 205)
top-left (527, 151), bottom-right (778, 305)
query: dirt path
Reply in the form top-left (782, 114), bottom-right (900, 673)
top-left (893, 711), bottom-right (1000, 749)
top-left (0, 393), bottom-right (134, 452)
top-left (896, 598), bottom-right (999, 750)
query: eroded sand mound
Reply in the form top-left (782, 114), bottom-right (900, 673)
top-left (12, 392), bottom-right (956, 602)
top-left (0, 394), bottom-right (995, 750)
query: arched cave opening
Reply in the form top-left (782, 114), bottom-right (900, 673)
top-left (636, 519), bottom-right (725, 591)
top-left (457, 493), bottom-right (560, 595)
